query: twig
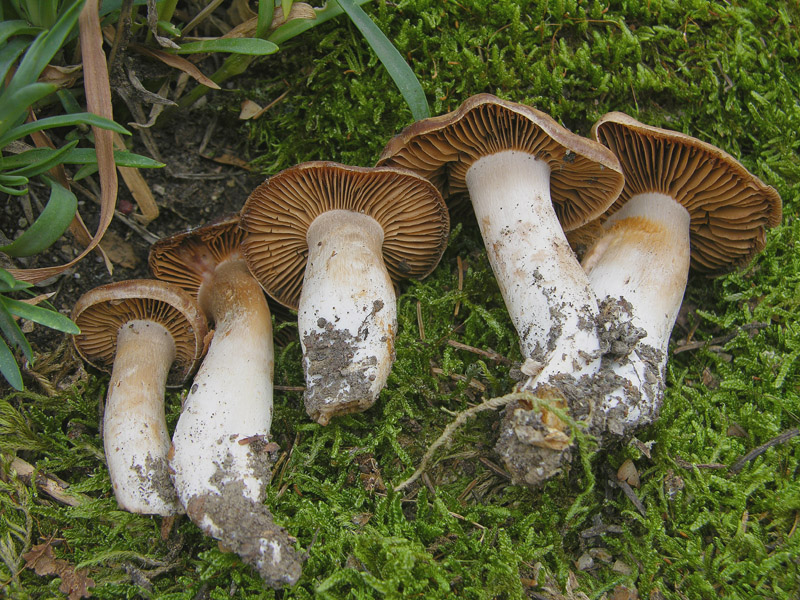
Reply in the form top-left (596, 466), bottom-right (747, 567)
top-left (674, 456), bottom-right (727, 470)
top-left (7, 457), bottom-right (85, 506)
top-left (416, 300), bottom-right (425, 340)
top-left (617, 479), bottom-right (646, 517)
top-left (393, 391), bottom-right (528, 491)
top-left (478, 457), bottom-right (511, 480)
top-left (275, 385), bottom-right (305, 392)
top-left (673, 322), bottom-right (770, 354)
top-left (446, 339), bottom-right (511, 365)
top-left (431, 367), bottom-right (485, 392)
top-left (729, 428), bottom-right (799, 475)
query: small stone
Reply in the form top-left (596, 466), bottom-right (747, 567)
top-left (588, 547), bottom-right (613, 563)
top-left (612, 559), bottom-right (633, 575)
top-left (576, 552), bottom-right (594, 571)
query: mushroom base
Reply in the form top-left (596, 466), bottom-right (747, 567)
top-left (184, 454), bottom-right (303, 589)
top-left (105, 319), bottom-right (180, 515)
top-left (299, 210), bottom-right (397, 425)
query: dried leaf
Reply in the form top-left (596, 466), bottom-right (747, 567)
top-left (617, 459), bottom-right (640, 488)
top-left (222, 3), bottom-right (316, 39)
top-left (23, 541), bottom-right (95, 599)
top-left (200, 151), bottom-right (251, 170)
top-left (112, 132), bottom-right (159, 223)
top-left (239, 99), bottom-right (263, 119)
top-left (60, 567), bottom-right (95, 600)
top-left (39, 64), bottom-right (82, 88)
top-left (131, 45), bottom-right (221, 90)
top-left (99, 230), bottom-right (140, 269)
top-left (23, 542), bottom-right (59, 575)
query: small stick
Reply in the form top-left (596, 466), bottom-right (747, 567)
top-left (394, 391), bottom-right (527, 491)
top-left (673, 322), bottom-right (770, 354)
top-left (431, 367), bottom-right (485, 392)
top-left (446, 339), bottom-right (512, 365)
top-left (478, 457), bottom-right (511, 480)
top-left (617, 479), bottom-right (646, 517)
top-left (729, 428), bottom-right (799, 475)
top-left (416, 300), bottom-right (425, 340)
top-left (454, 256), bottom-right (464, 317)
top-left (8, 457), bottom-right (85, 506)
top-left (274, 385), bottom-right (305, 392)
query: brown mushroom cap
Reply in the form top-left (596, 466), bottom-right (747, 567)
top-left (377, 93), bottom-right (625, 231)
top-left (72, 280), bottom-right (209, 387)
top-left (591, 111), bottom-right (783, 273)
top-left (239, 161), bottom-right (450, 310)
top-left (148, 215), bottom-right (244, 298)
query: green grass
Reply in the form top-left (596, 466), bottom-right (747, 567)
top-left (2, 0), bottom-right (800, 598)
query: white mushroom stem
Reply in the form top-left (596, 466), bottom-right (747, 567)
top-left (581, 192), bottom-right (691, 433)
top-left (170, 258), bottom-right (274, 525)
top-left (466, 150), bottom-right (600, 380)
top-left (104, 320), bottom-right (179, 515)
top-left (298, 210), bottom-right (397, 425)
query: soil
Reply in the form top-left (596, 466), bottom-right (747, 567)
top-left (1, 76), bottom-right (268, 396)
top-left (301, 299), bottom-right (389, 425)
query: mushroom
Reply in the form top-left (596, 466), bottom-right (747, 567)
top-left (240, 162), bottom-right (449, 425)
top-left (378, 94), bottom-right (625, 487)
top-left (576, 111), bottom-right (782, 437)
top-left (148, 216), bottom-right (302, 588)
top-left (71, 280), bottom-right (208, 515)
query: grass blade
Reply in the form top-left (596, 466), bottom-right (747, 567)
top-left (7, 140), bottom-right (79, 177)
top-left (0, 112), bottom-right (130, 148)
top-left (173, 38), bottom-right (278, 56)
top-left (0, 179), bottom-right (77, 257)
top-left (0, 297), bottom-right (79, 334)
top-left (0, 20), bottom-right (41, 44)
top-left (0, 299), bottom-right (33, 363)
top-left (256, 0), bottom-right (275, 38)
top-left (0, 82), bottom-right (58, 138)
top-left (0, 337), bottom-right (23, 390)
top-left (336, 0), bottom-right (429, 120)
top-left (267, 0), bottom-right (371, 45)
top-left (62, 147), bottom-right (165, 168)
top-left (6, 0), bottom-right (84, 91)
top-left (0, 38), bottom-right (29, 83)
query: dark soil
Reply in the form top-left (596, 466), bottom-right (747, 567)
top-left (1, 84), bottom-right (269, 395)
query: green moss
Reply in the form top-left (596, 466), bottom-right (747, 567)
top-left (4, 0), bottom-right (800, 598)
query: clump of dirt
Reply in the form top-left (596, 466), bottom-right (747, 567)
top-left (134, 454), bottom-right (180, 511)
top-left (185, 478), bottom-right (303, 589)
top-left (183, 446), bottom-right (303, 589)
top-left (302, 300), bottom-right (391, 425)
top-left (495, 297), bottom-right (666, 488)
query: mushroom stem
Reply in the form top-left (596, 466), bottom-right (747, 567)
top-left (466, 150), bottom-right (600, 376)
top-left (582, 192), bottom-right (691, 433)
top-left (105, 320), bottom-right (179, 515)
top-left (171, 258), bottom-right (273, 504)
top-left (170, 259), bottom-right (301, 587)
top-left (298, 210), bottom-right (397, 425)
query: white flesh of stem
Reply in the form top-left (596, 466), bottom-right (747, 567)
top-left (582, 192), bottom-right (691, 431)
top-left (170, 258), bottom-right (274, 534)
top-left (466, 150), bottom-right (600, 381)
top-left (105, 320), bottom-right (179, 515)
top-left (298, 210), bottom-right (396, 425)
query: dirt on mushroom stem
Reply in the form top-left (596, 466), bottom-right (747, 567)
top-left (496, 298), bottom-right (663, 487)
top-left (302, 300), bottom-right (391, 425)
top-left (184, 450), bottom-right (303, 589)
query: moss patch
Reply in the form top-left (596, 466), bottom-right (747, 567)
top-left (2, 0), bottom-right (799, 598)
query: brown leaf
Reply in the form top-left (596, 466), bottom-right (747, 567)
top-left (112, 132), bottom-right (160, 224)
top-left (39, 64), bottom-right (82, 88)
top-left (23, 542), bottom-right (59, 576)
top-left (99, 230), bottom-right (140, 269)
top-left (617, 458), bottom-right (640, 488)
top-left (23, 541), bottom-right (95, 599)
top-left (131, 44), bottom-right (220, 90)
top-left (60, 567), bottom-right (95, 600)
